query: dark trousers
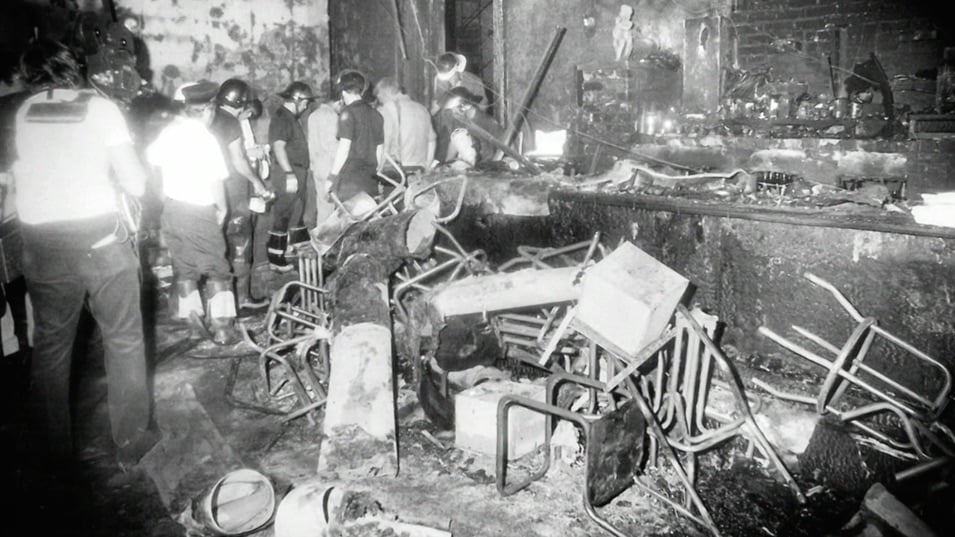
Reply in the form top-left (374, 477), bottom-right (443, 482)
top-left (224, 176), bottom-right (252, 272)
top-left (334, 160), bottom-right (378, 201)
top-left (161, 199), bottom-right (232, 282)
top-left (270, 167), bottom-right (307, 232)
top-left (21, 214), bottom-right (150, 460)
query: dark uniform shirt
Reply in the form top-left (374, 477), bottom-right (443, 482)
top-left (268, 105), bottom-right (310, 176)
top-left (338, 99), bottom-right (384, 167)
top-left (333, 99), bottom-right (384, 200)
top-left (210, 109), bottom-right (243, 177)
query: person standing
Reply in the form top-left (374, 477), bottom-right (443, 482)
top-left (267, 81), bottom-right (313, 272)
top-left (306, 95), bottom-right (342, 226)
top-left (374, 76), bottom-right (436, 175)
top-left (10, 39), bottom-right (156, 469)
top-left (431, 51), bottom-right (490, 114)
top-left (328, 71), bottom-right (384, 203)
top-left (147, 80), bottom-right (240, 345)
top-left (210, 78), bottom-right (270, 313)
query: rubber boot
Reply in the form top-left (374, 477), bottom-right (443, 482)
top-left (288, 226), bottom-right (310, 248)
top-left (267, 231), bottom-right (292, 273)
top-left (250, 262), bottom-right (273, 304)
top-left (234, 261), bottom-right (269, 317)
top-left (206, 279), bottom-right (240, 345)
top-left (176, 279), bottom-right (206, 340)
top-left (285, 226), bottom-right (310, 269)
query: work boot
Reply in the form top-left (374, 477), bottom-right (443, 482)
top-left (266, 231), bottom-right (293, 273)
top-left (206, 279), bottom-right (241, 345)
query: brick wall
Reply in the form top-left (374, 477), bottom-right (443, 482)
top-left (731, 0), bottom-right (947, 98)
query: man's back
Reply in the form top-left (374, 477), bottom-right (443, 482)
top-left (339, 99), bottom-right (383, 167)
top-left (382, 95), bottom-right (434, 169)
top-left (13, 89), bottom-right (130, 225)
top-left (307, 102), bottom-right (340, 180)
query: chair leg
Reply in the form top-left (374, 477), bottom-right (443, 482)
top-left (496, 395), bottom-right (559, 496)
top-left (581, 487), bottom-right (629, 537)
top-left (611, 358), bottom-right (721, 537)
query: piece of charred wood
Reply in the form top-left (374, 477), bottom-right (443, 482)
top-left (318, 210), bottom-right (437, 479)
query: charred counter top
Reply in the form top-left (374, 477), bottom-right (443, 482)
top-left (551, 189), bottom-right (955, 240)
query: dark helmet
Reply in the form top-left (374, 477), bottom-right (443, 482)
top-left (246, 98), bottom-right (263, 120)
top-left (216, 78), bottom-right (250, 108)
top-left (278, 81), bottom-right (314, 102)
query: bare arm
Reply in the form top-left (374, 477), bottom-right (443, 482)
top-left (330, 138), bottom-right (351, 176)
top-left (213, 179), bottom-right (228, 225)
top-left (227, 138), bottom-right (267, 195)
top-left (273, 140), bottom-right (294, 173)
top-left (426, 139), bottom-right (436, 170)
top-left (375, 144), bottom-right (384, 171)
top-left (108, 142), bottom-right (147, 197)
top-left (328, 138), bottom-right (351, 195)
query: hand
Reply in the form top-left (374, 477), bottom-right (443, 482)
top-left (285, 172), bottom-right (298, 194)
top-left (327, 173), bottom-right (339, 190)
top-left (246, 145), bottom-right (266, 160)
top-left (215, 207), bottom-right (227, 226)
top-left (253, 181), bottom-right (271, 198)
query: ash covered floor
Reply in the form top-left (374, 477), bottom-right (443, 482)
top-left (1, 278), bottom-right (952, 537)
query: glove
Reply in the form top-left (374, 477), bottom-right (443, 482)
top-left (285, 171), bottom-right (298, 194)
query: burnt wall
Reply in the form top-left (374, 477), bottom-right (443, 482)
top-left (133, 0), bottom-right (330, 97)
top-left (327, 0), bottom-right (444, 104)
top-left (441, 180), bottom-right (955, 394)
top-left (544, 191), bottom-right (955, 394)
top-left (732, 0), bottom-right (952, 98)
top-left (500, 0), bottom-right (715, 145)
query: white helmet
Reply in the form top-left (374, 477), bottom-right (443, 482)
top-left (172, 82), bottom-right (198, 103)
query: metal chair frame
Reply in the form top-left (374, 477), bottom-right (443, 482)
top-left (637, 305), bottom-right (804, 500)
top-left (757, 272), bottom-right (954, 460)
top-left (497, 372), bottom-right (644, 537)
top-left (760, 272), bottom-right (951, 422)
top-left (495, 303), bottom-right (804, 537)
top-left (243, 254), bottom-right (331, 424)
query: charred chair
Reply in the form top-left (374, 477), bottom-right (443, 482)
top-left (497, 303), bottom-right (802, 537)
top-left (496, 371), bottom-right (645, 537)
top-left (757, 272), bottom-right (954, 460)
top-left (240, 252), bottom-right (331, 424)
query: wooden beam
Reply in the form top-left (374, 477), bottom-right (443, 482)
top-left (502, 27), bottom-right (567, 148)
top-left (492, 0), bottom-right (507, 126)
top-left (429, 266), bottom-right (580, 319)
top-left (317, 211), bottom-right (437, 478)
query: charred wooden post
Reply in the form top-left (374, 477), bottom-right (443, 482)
top-left (318, 210), bottom-right (437, 478)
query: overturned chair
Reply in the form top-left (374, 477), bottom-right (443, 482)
top-left (757, 272), bottom-right (954, 460)
top-left (495, 242), bottom-right (802, 537)
top-left (497, 372), bottom-right (645, 537)
top-left (496, 303), bottom-right (803, 537)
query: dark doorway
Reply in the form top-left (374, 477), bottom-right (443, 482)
top-left (444, 0), bottom-right (496, 107)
